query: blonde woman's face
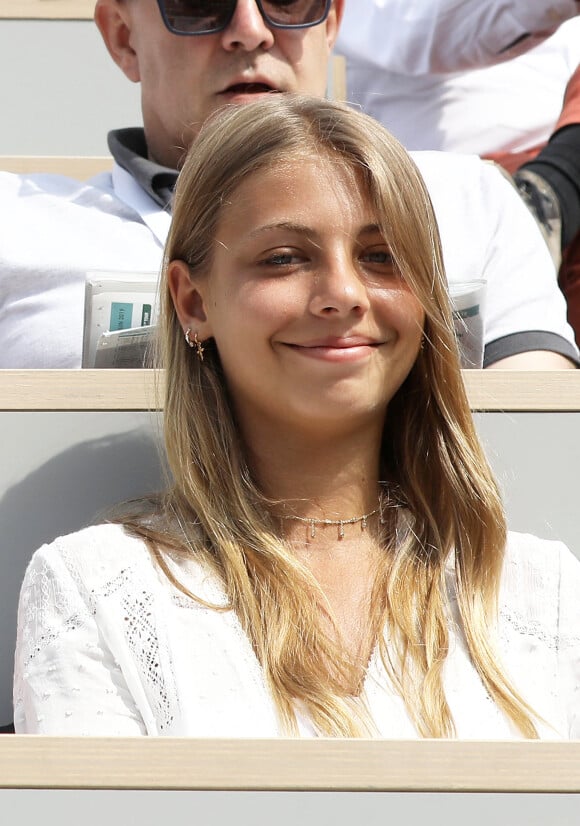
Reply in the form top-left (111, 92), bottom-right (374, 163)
top-left (185, 158), bottom-right (425, 439)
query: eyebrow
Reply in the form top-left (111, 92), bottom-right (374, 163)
top-left (247, 222), bottom-right (385, 239)
top-left (247, 221), bottom-right (316, 239)
top-left (358, 223), bottom-right (384, 237)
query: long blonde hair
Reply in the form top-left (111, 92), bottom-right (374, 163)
top-left (127, 95), bottom-right (538, 738)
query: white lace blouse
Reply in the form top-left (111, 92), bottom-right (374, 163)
top-left (13, 523), bottom-right (580, 738)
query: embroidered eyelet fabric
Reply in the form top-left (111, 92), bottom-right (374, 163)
top-left (13, 523), bottom-right (580, 738)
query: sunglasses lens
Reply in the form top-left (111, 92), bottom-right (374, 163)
top-left (161, 0), bottom-right (234, 34)
top-left (160, 0), bottom-right (329, 34)
top-left (261, 0), bottom-right (329, 27)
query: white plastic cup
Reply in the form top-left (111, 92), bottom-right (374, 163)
top-left (449, 279), bottom-right (486, 369)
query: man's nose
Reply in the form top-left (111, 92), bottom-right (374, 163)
top-left (221, 0), bottom-right (276, 51)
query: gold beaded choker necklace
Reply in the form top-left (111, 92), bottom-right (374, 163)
top-left (279, 505), bottom-right (381, 539)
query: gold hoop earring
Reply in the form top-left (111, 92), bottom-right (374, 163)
top-left (184, 328), bottom-right (205, 361)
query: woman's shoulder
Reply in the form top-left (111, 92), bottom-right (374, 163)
top-left (497, 532), bottom-right (580, 722)
top-left (23, 523), bottom-right (160, 606)
top-left (32, 521), bottom-right (150, 568)
top-left (503, 530), bottom-right (576, 577)
top-left (500, 531), bottom-right (580, 622)
top-left (27, 522), bottom-right (225, 608)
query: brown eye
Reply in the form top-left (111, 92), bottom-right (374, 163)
top-left (260, 247), bottom-right (306, 267)
top-left (268, 253), bottom-right (295, 265)
top-left (361, 250), bottom-right (394, 265)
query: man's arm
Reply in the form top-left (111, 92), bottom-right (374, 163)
top-left (337, 0), bottom-right (579, 75)
top-left (412, 151), bottom-right (579, 369)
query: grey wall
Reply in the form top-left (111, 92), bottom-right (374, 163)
top-left (0, 20), bottom-right (141, 155)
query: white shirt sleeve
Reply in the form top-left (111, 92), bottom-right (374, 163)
top-left (411, 151), bottom-right (579, 364)
top-left (500, 534), bottom-right (580, 738)
top-left (13, 542), bottom-right (147, 735)
top-left (556, 544), bottom-right (580, 738)
top-left (337, 0), bottom-right (579, 74)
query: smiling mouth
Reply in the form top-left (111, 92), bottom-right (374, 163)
top-left (284, 342), bottom-right (381, 362)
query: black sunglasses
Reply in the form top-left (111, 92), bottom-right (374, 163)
top-left (155, 0), bottom-right (332, 35)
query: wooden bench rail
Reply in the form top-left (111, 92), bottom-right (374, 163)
top-left (0, 1), bottom-right (93, 19)
top-left (1, 370), bottom-right (580, 412)
top-left (0, 155), bottom-right (112, 180)
top-left (1, 737), bottom-right (579, 792)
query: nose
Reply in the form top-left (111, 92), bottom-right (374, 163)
top-left (309, 259), bottom-right (371, 318)
top-left (221, 0), bottom-right (276, 52)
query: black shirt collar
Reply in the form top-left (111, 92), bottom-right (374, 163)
top-left (107, 127), bottom-right (178, 210)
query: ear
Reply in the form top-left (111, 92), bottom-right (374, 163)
top-left (94, 0), bottom-right (141, 83)
top-left (325, 0), bottom-right (345, 49)
top-left (167, 260), bottom-right (214, 340)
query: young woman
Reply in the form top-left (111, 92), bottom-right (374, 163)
top-left (14, 96), bottom-right (580, 738)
